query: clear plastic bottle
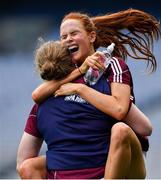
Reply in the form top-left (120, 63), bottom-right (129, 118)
top-left (84, 43), bottom-right (115, 86)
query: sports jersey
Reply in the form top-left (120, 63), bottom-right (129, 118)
top-left (105, 57), bottom-right (135, 102)
top-left (25, 57), bottom-right (148, 172)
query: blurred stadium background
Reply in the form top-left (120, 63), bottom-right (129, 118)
top-left (0, 0), bottom-right (161, 178)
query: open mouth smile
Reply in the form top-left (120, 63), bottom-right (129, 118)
top-left (68, 46), bottom-right (79, 54)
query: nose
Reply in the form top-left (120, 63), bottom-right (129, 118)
top-left (66, 34), bottom-right (73, 42)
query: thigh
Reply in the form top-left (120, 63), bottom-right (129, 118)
top-left (126, 130), bottom-right (146, 178)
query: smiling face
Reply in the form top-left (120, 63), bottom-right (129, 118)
top-left (60, 19), bottom-right (96, 65)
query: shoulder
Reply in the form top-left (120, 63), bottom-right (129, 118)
top-left (110, 57), bottom-right (129, 73)
top-left (24, 103), bottom-right (42, 138)
top-left (106, 57), bottom-right (132, 85)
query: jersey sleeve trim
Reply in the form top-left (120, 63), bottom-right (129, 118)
top-left (24, 104), bottom-right (42, 138)
top-left (108, 57), bottom-right (131, 86)
top-left (110, 57), bottom-right (123, 83)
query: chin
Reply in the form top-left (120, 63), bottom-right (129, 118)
top-left (72, 55), bottom-right (80, 64)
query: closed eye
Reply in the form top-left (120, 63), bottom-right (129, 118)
top-left (71, 31), bottom-right (79, 36)
top-left (60, 35), bottom-right (67, 40)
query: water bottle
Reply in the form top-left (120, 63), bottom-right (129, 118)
top-left (84, 43), bottom-right (115, 86)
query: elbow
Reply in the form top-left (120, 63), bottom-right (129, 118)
top-left (143, 123), bottom-right (153, 136)
top-left (145, 117), bottom-right (153, 136)
top-left (32, 91), bottom-right (37, 102)
top-left (16, 163), bottom-right (20, 175)
top-left (16, 159), bottom-right (33, 179)
top-left (32, 91), bottom-right (40, 104)
top-left (16, 158), bottom-right (22, 174)
top-left (149, 124), bottom-right (153, 135)
top-left (114, 106), bottom-right (127, 121)
top-left (136, 124), bottom-right (152, 137)
top-left (16, 162), bottom-right (24, 178)
top-left (138, 116), bottom-right (153, 136)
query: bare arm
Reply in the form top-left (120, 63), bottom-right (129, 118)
top-left (55, 82), bottom-right (131, 120)
top-left (17, 132), bottom-right (43, 170)
top-left (32, 68), bottom-right (82, 104)
top-left (125, 103), bottom-right (152, 136)
top-left (32, 51), bottom-right (104, 104)
top-left (55, 82), bottom-right (152, 136)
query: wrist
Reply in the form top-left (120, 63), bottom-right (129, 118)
top-left (76, 83), bottom-right (86, 95)
top-left (78, 66), bottom-right (87, 75)
top-left (78, 67), bottom-right (84, 75)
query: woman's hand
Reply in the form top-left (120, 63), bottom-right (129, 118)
top-left (32, 51), bottom-right (105, 103)
top-left (79, 51), bottom-right (105, 74)
top-left (55, 83), bottom-right (84, 97)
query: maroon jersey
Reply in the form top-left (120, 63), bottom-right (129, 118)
top-left (106, 57), bottom-right (135, 102)
top-left (106, 57), bottom-right (149, 151)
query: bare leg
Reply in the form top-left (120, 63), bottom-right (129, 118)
top-left (124, 103), bottom-right (152, 136)
top-left (17, 155), bottom-right (46, 179)
top-left (104, 122), bottom-right (146, 179)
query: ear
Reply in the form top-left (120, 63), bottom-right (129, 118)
top-left (89, 31), bottom-right (96, 43)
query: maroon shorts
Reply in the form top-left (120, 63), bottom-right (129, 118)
top-left (47, 166), bottom-right (105, 179)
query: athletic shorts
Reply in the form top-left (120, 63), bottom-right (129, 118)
top-left (47, 166), bottom-right (105, 179)
top-left (47, 152), bottom-right (146, 179)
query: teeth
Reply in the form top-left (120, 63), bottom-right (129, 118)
top-left (68, 45), bottom-right (78, 50)
top-left (68, 46), bottom-right (79, 53)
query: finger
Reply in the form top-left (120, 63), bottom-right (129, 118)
top-left (94, 51), bottom-right (104, 57)
top-left (94, 56), bottom-right (106, 70)
top-left (94, 52), bottom-right (106, 63)
top-left (97, 61), bottom-right (105, 71)
top-left (87, 60), bottom-right (97, 69)
top-left (54, 93), bottom-right (58, 97)
top-left (92, 65), bottom-right (99, 70)
top-left (92, 59), bottom-right (105, 70)
top-left (87, 55), bottom-right (105, 70)
top-left (54, 92), bottom-right (58, 97)
top-left (87, 60), bottom-right (101, 70)
top-left (54, 90), bottom-right (61, 97)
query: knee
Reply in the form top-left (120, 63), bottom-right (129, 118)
top-left (17, 159), bottom-right (35, 179)
top-left (111, 122), bottom-right (132, 146)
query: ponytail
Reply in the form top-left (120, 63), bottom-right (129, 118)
top-left (91, 8), bottom-right (161, 72)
